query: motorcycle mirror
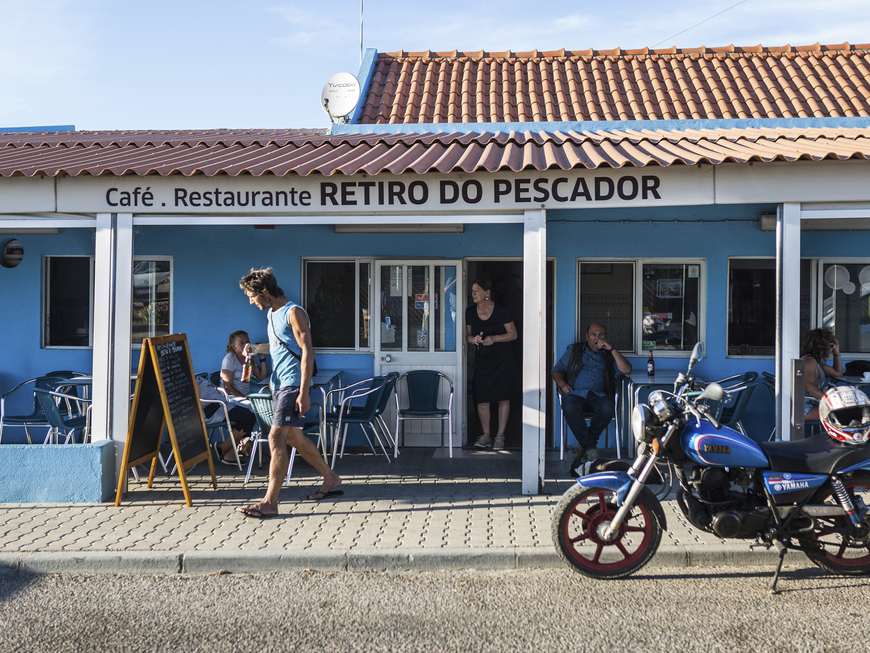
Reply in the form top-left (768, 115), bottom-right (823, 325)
top-left (688, 342), bottom-right (705, 370)
top-left (697, 382), bottom-right (725, 402)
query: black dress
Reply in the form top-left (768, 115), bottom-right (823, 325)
top-left (466, 303), bottom-right (518, 404)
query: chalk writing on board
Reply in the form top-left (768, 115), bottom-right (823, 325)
top-left (154, 340), bottom-right (206, 462)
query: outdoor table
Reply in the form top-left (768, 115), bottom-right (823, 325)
top-left (837, 375), bottom-right (870, 388)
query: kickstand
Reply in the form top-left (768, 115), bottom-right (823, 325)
top-left (770, 541), bottom-right (788, 594)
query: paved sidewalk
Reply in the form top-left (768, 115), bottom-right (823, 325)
top-left (0, 448), bottom-right (785, 575)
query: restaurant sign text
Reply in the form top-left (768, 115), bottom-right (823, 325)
top-left (52, 168), bottom-right (714, 213)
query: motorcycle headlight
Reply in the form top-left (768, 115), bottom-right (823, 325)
top-left (631, 404), bottom-right (656, 444)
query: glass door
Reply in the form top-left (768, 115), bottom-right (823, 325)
top-left (375, 261), bottom-right (462, 448)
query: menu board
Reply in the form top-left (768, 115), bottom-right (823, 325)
top-left (116, 333), bottom-right (216, 507)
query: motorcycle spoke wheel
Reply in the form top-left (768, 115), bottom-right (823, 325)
top-left (551, 483), bottom-right (662, 579)
top-left (804, 471), bottom-right (870, 575)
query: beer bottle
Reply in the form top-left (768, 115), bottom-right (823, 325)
top-left (647, 350), bottom-right (655, 376)
top-left (241, 353), bottom-right (253, 383)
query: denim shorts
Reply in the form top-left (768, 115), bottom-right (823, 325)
top-left (272, 386), bottom-right (306, 428)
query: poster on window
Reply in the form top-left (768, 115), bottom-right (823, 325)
top-left (656, 279), bottom-right (683, 299)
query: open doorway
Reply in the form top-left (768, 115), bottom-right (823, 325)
top-left (465, 260), bottom-right (555, 449)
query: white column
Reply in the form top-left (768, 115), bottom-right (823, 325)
top-left (92, 213), bottom-right (133, 478)
top-left (776, 203), bottom-right (801, 440)
top-left (522, 209), bottom-right (547, 495)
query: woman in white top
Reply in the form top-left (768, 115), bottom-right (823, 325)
top-left (221, 330), bottom-right (268, 398)
top-left (216, 330), bottom-right (267, 463)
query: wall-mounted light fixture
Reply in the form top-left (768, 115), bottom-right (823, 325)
top-left (334, 223), bottom-right (465, 234)
top-left (0, 228), bottom-right (61, 235)
top-left (1, 239), bottom-right (24, 268)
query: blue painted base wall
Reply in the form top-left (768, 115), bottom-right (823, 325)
top-left (0, 441), bottom-right (115, 503)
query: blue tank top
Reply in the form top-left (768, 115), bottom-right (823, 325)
top-left (267, 302), bottom-right (308, 389)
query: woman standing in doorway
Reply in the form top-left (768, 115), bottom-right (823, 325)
top-left (466, 279), bottom-right (518, 450)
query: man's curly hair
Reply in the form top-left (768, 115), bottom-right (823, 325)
top-left (239, 267), bottom-right (284, 299)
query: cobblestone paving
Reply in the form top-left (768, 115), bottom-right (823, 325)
top-left (0, 448), bottom-right (727, 553)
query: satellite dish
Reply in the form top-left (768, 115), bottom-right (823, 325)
top-left (321, 73), bottom-right (361, 122)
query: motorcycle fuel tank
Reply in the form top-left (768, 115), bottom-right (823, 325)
top-left (681, 421), bottom-right (770, 468)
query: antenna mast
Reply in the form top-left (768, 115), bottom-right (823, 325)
top-left (360, 0), bottom-right (364, 64)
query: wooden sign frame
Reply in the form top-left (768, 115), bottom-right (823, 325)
top-left (116, 333), bottom-right (217, 506)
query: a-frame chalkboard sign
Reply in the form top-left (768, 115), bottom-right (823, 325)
top-left (116, 333), bottom-right (217, 507)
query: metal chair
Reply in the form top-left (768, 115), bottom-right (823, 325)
top-left (323, 376), bottom-right (391, 468)
top-left (395, 371), bottom-right (454, 458)
top-left (201, 398), bottom-right (242, 471)
top-left (33, 388), bottom-right (91, 444)
top-left (714, 371), bottom-right (759, 434)
top-left (246, 392), bottom-right (293, 485)
top-left (244, 392), bottom-right (323, 485)
top-left (557, 378), bottom-right (623, 460)
top-left (372, 372), bottom-right (400, 456)
top-left (0, 373), bottom-right (81, 444)
top-left (761, 371), bottom-right (823, 439)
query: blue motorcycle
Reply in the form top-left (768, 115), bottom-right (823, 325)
top-left (551, 343), bottom-right (870, 591)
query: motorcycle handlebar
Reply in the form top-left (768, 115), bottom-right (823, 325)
top-left (697, 404), bottom-right (722, 430)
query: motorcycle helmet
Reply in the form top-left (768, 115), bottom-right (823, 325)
top-left (819, 386), bottom-right (870, 445)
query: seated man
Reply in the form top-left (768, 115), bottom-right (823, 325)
top-left (552, 323), bottom-right (632, 477)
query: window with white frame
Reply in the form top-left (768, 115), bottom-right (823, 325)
top-left (303, 259), bottom-right (372, 349)
top-left (43, 255), bottom-right (172, 348)
top-left (579, 259), bottom-right (704, 354)
top-left (817, 260), bottom-right (870, 356)
top-left (727, 258), bottom-right (812, 357)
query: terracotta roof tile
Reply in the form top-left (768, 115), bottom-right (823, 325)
top-left (2, 126), bottom-right (870, 178)
top-left (358, 44), bottom-right (870, 124)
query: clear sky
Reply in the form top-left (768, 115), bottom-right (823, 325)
top-left (2, 0), bottom-right (868, 131)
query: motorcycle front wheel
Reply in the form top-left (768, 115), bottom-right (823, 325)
top-left (802, 471), bottom-right (870, 575)
top-left (551, 482), bottom-right (662, 579)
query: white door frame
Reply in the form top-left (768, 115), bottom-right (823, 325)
top-left (374, 260), bottom-right (463, 449)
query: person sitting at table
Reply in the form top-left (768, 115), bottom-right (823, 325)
top-left (221, 330), bottom-right (268, 399)
top-left (552, 323), bottom-right (632, 477)
top-left (219, 330), bottom-right (268, 460)
top-left (802, 327), bottom-right (844, 422)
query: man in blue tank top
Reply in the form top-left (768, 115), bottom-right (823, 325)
top-left (236, 268), bottom-right (342, 518)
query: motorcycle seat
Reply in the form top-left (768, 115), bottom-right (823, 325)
top-left (759, 434), bottom-right (870, 475)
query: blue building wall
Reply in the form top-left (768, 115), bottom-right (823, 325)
top-left (0, 229), bottom-right (96, 418)
top-left (4, 205), bottom-right (869, 446)
top-left (549, 203), bottom-right (780, 441)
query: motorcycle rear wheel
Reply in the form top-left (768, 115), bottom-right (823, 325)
top-left (551, 482), bottom-right (662, 579)
top-left (803, 471), bottom-right (870, 575)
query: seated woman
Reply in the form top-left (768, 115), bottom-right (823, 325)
top-left (221, 330), bottom-right (268, 399)
top-left (802, 327), bottom-right (844, 422)
top-left (216, 330), bottom-right (267, 463)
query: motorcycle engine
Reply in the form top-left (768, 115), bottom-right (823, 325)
top-left (680, 466), bottom-right (769, 538)
top-left (690, 466), bottom-right (730, 504)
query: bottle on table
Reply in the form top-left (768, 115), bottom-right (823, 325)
top-left (647, 349), bottom-right (655, 376)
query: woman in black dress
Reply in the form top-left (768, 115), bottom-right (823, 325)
top-left (465, 279), bottom-right (518, 450)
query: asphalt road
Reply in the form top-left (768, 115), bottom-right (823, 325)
top-left (1, 565), bottom-right (867, 652)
